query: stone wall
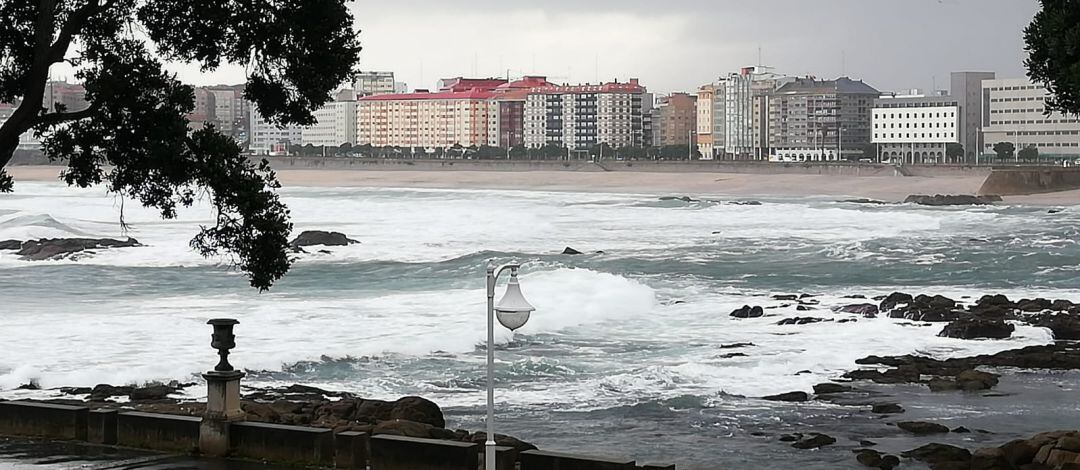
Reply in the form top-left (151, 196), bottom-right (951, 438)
top-left (979, 167), bottom-right (1080, 196)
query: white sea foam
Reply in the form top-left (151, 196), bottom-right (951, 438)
top-left (0, 182), bottom-right (1076, 411)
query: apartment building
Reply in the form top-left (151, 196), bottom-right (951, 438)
top-left (301, 90), bottom-right (358, 147)
top-left (872, 93), bottom-right (961, 163)
top-left (951, 72), bottom-right (996, 159)
top-left (188, 88), bottom-right (217, 131)
top-left (696, 85), bottom-right (716, 159)
top-left (357, 89), bottom-right (498, 149)
top-left (523, 79), bottom-right (650, 151)
top-left (249, 106), bottom-right (303, 155)
top-left (489, 76), bottom-right (554, 148)
top-left (652, 93), bottom-right (697, 147)
top-left (203, 85), bottom-right (248, 142)
top-left (981, 78), bottom-right (1080, 158)
top-left (768, 77), bottom-right (879, 161)
top-left (354, 72), bottom-right (399, 97)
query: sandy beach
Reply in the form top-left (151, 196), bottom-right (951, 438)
top-left (7, 165), bottom-right (1080, 205)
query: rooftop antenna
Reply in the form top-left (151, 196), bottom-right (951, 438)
top-left (841, 50), bottom-right (846, 77)
top-left (757, 45), bottom-right (762, 68)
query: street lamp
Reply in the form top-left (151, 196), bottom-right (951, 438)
top-left (484, 263), bottom-right (536, 470)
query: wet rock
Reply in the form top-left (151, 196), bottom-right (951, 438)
top-left (762, 391), bottom-right (809, 402)
top-left (1018, 298), bottom-right (1054, 312)
top-left (59, 387), bottom-right (92, 395)
top-left (879, 292), bottom-right (913, 312)
top-left (836, 303), bottom-right (879, 318)
top-left (898, 421), bottom-right (951, 435)
top-left (879, 455), bottom-right (900, 470)
top-left (727, 200), bottom-right (763, 206)
top-left (813, 383), bottom-right (853, 395)
top-left (902, 443), bottom-right (972, 466)
top-left (871, 403), bottom-right (905, 414)
top-left (841, 198), bottom-right (888, 205)
top-left (1033, 313), bottom-right (1080, 340)
top-left (0, 240), bottom-right (21, 250)
top-left (978, 294), bottom-right (1014, 308)
top-left (289, 231), bottom-right (358, 250)
top-left (904, 194), bottom-right (997, 206)
top-left (1051, 300), bottom-right (1075, 311)
top-left (772, 294), bottom-right (799, 301)
top-left (719, 353), bottom-right (748, 359)
top-left (970, 448), bottom-right (1011, 470)
top-left (796, 305), bottom-right (813, 311)
top-left (659, 196), bottom-right (697, 203)
top-left (838, 318), bottom-right (859, 324)
top-left (719, 342), bottom-right (755, 349)
top-left (791, 433), bottom-right (836, 450)
top-left (561, 247), bottom-right (583, 255)
top-left (779, 434), bottom-right (800, 442)
top-left (90, 384), bottom-right (135, 401)
top-left (777, 317), bottom-right (826, 326)
top-left (929, 370), bottom-right (1000, 392)
top-left (373, 419), bottom-right (457, 440)
top-left (16, 381), bottom-right (40, 390)
top-left (939, 315), bottom-right (1015, 340)
top-left (129, 384), bottom-right (177, 401)
top-left (731, 305), bottom-right (764, 319)
top-left (844, 295), bottom-right (868, 299)
top-left (856, 449), bottom-right (900, 469)
top-left (17, 237), bottom-right (142, 261)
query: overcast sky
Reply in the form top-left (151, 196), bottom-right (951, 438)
top-left (85, 0), bottom-right (1040, 95)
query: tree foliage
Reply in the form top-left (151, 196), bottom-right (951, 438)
top-left (1019, 145), bottom-right (1040, 161)
top-left (994, 142), bottom-right (1016, 160)
top-left (0, 0), bottom-right (362, 290)
top-left (1025, 0), bottom-right (1080, 115)
top-left (946, 143), bottom-right (964, 160)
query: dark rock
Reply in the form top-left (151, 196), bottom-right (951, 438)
top-left (796, 305), bottom-right (813, 311)
top-left (813, 383), bottom-right (853, 395)
top-left (719, 342), bottom-right (755, 349)
top-left (791, 433), bottom-right (836, 450)
top-left (1033, 313), bottom-right (1080, 340)
top-left (129, 384), bottom-right (177, 401)
top-left (904, 194), bottom-right (997, 206)
top-left (800, 294), bottom-right (817, 299)
top-left (841, 198), bottom-right (888, 205)
top-left (561, 247), bottom-right (583, 255)
top-left (939, 316), bottom-right (1015, 340)
top-left (16, 237), bottom-right (142, 261)
top-left (1051, 300), bottom-right (1075, 311)
top-left (762, 391), bottom-right (809, 402)
top-left (389, 396), bottom-right (445, 429)
top-left (1049, 209), bottom-right (1064, 214)
top-left (16, 381), bottom-right (40, 390)
top-left (1001, 439), bottom-right (1040, 466)
top-left (844, 295), bottom-right (868, 299)
top-left (978, 294), bottom-right (1014, 308)
top-left (859, 440), bottom-right (879, 447)
top-left (59, 387), bottom-right (92, 395)
top-left (836, 303), bottom-right (879, 317)
top-left (659, 196), bottom-right (697, 203)
top-left (90, 384), bottom-right (135, 401)
top-left (856, 449), bottom-right (884, 467)
top-left (719, 353), bottom-right (748, 359)
top-left (879, 455), bottom-right (900, 470)
top-left (777, 317), bottom-right (825, 326)
top-left (372, 419), bottom-right (457, 440)
top-left (773, 294), bottom-right (799, 301)
top-left (902, 443), bottom-right (972, 465)
top-left (898, 421), bottom-right (951, 435)
top-left (467, 432), bottom-right (538, 453)
top-left (727, 200), bottom-right (762, 206)
top-left (880, 292), bottom-right (913, 312)
top-left (871, 403), bottom-right (905, 414)
top-left (1018, 298), bottom-right (1053, 312)
top-left (289, 231), bottom-right (358, 249)
top-left (731, 305), bottom-right (764, 319)
top-left (779, 433), bottom-right (801, 442)
top-left (838, 319), bottom-right (859, 324)
top-left (928, 370), bottom-right (1000, 392)
top-left (0, 240), bottom-right (21, 250)
top-left (953, 427), bottom-right (972, 434)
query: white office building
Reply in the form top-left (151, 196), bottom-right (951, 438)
top-left (982, 78), bottom-right (1080, 158)
top-left (872, 94), bottom-right (960, 164)
top-left (301, 90), bottom-right (358, 147)
top-left (354, 72), bottom-right (399, 97)
top-left (248, 105), bottom-right (303, 155)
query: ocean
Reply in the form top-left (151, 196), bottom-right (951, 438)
top-left (1, 182), bottom-right (1079, 469)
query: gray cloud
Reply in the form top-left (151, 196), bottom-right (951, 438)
top-left (71, 0), bottom-right (1038, 96)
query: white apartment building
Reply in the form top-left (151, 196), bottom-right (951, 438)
top-left (301, 91), bottom-right (358, 147)
top-left (522, 80), bottom-right (650, 151)
top-left (982, 78), bottom-right (1080, 158)
top-left (696, 85), bottom-right (715, 159)
top-left (872, 94), bottom-right (960, 163)
top-left (357, 90), bottom-right (498, 148)
top-left (249, 105), bottom-right (302, 155)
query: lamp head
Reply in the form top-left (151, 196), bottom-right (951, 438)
top-left (495, 272), bottom-right (535, 331)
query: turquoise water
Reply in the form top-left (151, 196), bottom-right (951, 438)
top-left (1, 182), bottom-right (1078, 468)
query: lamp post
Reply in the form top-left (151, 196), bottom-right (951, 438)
top-left (485, 263), bottom-right (536, 470)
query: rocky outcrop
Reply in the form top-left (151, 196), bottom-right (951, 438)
top-left (845, 344), bottom-right (1079, 389)
top-left (904, 194), bottom-right (1000, 206)
top-left (659, 196), bottom-right (697, 203)
top-left (871, 403), bottom-right (905, 414)
top-left (790, 433), bottom-right (836, 450)
top-left (902, 431), bottom-right (1080, 470)
top-left (928, 369), bottom-right (1000, 392)
top-left (898, 421), bottom-right (951, 435)
top-left (777, 317), bottom-right (826, 326)
top-left (902, 443), bottom-right (972, 466)
top-left (562, 247), bottom-right (583, 255)
top-left (813, 383), bottom-right (853, 395)
top-left (0, 240), bottom-right (22, 250)
top-left (11, 237), bottom-right (142, 261)
top-left (835, 304), bottom-right (879, 318)
top-left (762, 391), bottom-right (809, 402)
top-left (886, 294), bottom-right (960, 322)
top-left (1034, 313), bottom-right (1080, 340)
top-left (289, 231), bottom-right (359, 248)
top-left (939, 315), bottom-right (1015, 340)
top-left (730, 305), bottom-right (764, 319)
top-left (855, 449), bottom-right (900, 469)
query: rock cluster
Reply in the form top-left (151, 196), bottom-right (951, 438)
top-left (0, 237), bottom-right (142, 260)
top-left (874, 292), bottom-right (1080, 340)
top-left (903, 194), bottom-right (1003, 206)
top-left (289, 231), bottom-right (359, 249)
top-left (730, 305), bottom-right (764, 318)
top-left (901, 431), bottom-right (1080, 470)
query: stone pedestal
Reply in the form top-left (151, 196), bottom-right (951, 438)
top-left (199, 370), bottom-right (245, 456)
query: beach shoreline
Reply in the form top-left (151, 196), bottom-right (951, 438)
top-left (7, 164), bottom-right (1080, 206)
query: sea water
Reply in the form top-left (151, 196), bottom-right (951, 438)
top-left (1, 182), bottom-right (1079, 468)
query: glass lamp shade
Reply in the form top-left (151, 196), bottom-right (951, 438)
top-left (495, 275), bottom-right (535, 331)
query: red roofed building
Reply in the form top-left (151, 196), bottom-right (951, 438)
top-left (490, 76), bottom-right (553, 148)
top-left (523, 79), bottom-right (652, 151)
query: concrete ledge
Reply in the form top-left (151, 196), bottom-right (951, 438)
top-left (230, 421), bottom-right (333, 466)
top-left (88, 409), bottom-right (118, 444)
top-left (979, 167), bottom-right (1080, 196)
top-left (335, 431), bottom-right (370, 469)
top-left (487, 445), bottom-right (518, 470)
top-left (117, 411), bottom-right (200, 453)
top-left (521, 449), bottom-right (636, 470)
top-left (0, 401), bottom-right (88, 440)
top-left (370, 434), bottom-right (479, 470)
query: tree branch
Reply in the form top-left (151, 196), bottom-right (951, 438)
top-left (36, 106), bottom-right (97, 128)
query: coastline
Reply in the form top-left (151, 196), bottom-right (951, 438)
top-left (8, 164), bottom-right (1080, 206)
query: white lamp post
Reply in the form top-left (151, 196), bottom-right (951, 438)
top-left (484, 263), bottom-right (535, 470)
